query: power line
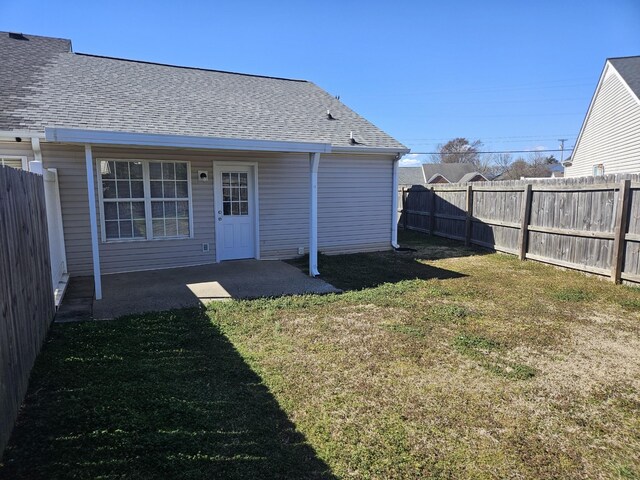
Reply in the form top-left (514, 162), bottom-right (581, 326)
top-left (406, 148), bottom-right (574, 155)
top-left (400, 133), bottom-right (576, 141)
top-left (401, 134), bottom-right (576, 141)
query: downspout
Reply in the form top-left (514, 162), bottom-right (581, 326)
top-left (391, 154), bottom-right (401, 249)
top-left (309, 152), bottom-right (320, 277)
top-left (31, 137), bottom-right (42, 165)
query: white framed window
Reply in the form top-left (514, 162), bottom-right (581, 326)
top-left (593, 164), bottom-right (605, 176)
top-left (0, 156), bottom-right (28, 170)
top-left (97, 159), bottom-right (193, 242)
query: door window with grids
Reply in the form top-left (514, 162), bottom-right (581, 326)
top-left (222, 172), bottom-right (249, 216)
top-left (99, 160), bottom-right (191, 241)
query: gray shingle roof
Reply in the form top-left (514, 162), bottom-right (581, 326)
top-left (421, 163), bottom-right (479, 183)
top-left (609, 56), bottom-right (640, 101)
top-left (458, 172), bottom-right (488, 183)
top-left (0, 32), bottom-right (406, 150)
top-left (398, 166), bottom-right (425, 186)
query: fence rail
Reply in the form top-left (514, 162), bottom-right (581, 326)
top-left (0, 166), bottom-right (55, 455)
top-left (398, 173), bottom-right (640, 284)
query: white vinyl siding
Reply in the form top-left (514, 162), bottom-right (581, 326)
top-left (256, 153), bottom-right (310, 258)
top-left (42, 145), bottom-right (394, 276)
top-left (255, 153), bottom-right (393, 259)
top-left (0, 142), bottom-right (35, 164)
top-left (318, 155), bottom-right (392, 254)
top-left (567, 68), bottom-right (640, 178)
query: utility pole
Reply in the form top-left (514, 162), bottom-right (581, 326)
top-left (558, 139), bottom-right (567, 163)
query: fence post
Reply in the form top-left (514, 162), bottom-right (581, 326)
top-left (611, 179), bottom-right (631, 283)
top-left (429, 187), bottom-right (436, 235)
top-left (401, 187), bottom-right (407, 230)
top-left (465, 185), bottom-right (473, 246)
top-left (518, 183), bottom-right (533, 260)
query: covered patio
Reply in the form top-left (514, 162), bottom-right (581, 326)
top-left (58, 260), bottom-right (340, 321)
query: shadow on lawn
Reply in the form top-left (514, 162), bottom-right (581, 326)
top-left (289, 231), bottom-right (478, 292)
top-left (0, 308), bottom-right (334, 480)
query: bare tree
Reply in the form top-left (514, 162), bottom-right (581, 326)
top-left (497, 153), bottom-right (555, 180)
top-left (434, 138), bottom-right (484, 165)
top-left (487, 152), bottom-right (513, 177)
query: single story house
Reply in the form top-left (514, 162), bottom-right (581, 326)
top-left (565, 55), bottom-right (640, 177)
top-left (0, 32), bottom-right (409, 300)
top-left (398, 163), bottom-right (487, 187)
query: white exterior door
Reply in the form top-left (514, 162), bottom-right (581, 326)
top-left (214, 164), bottom-right (256, 261)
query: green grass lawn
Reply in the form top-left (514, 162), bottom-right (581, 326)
top-left (2, 231), bottom-right (640, 479)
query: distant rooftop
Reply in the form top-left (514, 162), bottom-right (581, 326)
top-left (398, 166), bottom-right (425, 185)
top-left (421, 163), bottom-right (481, 183)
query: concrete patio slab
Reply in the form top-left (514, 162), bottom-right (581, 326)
top-left (54, 276), bottom-right (94, 323)
top-left (92, 260), bottom-right (340, 319)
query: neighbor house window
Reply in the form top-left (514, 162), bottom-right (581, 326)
top-left (0, 157), bottom-right (27, 170)
top-left (99, 160), bottom-right (191, 241)
top-left (593, 164), bottom-right (605, 176)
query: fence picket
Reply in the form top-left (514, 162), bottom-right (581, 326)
top-left (399, 173), bottom-right (640, 284)
top-left (0, 166), bottom-right (54, 456)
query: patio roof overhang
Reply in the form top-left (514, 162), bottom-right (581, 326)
top-left (36, 127), bottom-right (407, 300)
top-left (44, 127), bottom-right (333, 154)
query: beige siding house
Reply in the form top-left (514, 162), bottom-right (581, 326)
top-left (565, 56), bottom-right (640, 178)
top-left (0, 32), bottom-right (408, 299)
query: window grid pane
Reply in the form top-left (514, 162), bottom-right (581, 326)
top-left (1, 158), bottom-right (24, 170)
top-left (222, 172), bottom-right (249, 217)
top-left (102, 160), bottom-right (190, 240)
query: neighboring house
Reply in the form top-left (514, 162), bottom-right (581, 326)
top-left (398, 166), bottom-right (427, 187)
top-left (398, 163), bottom-right (487, 187)
top-left (565, 56), bottom-right (640, 178)
top-left (422, 163), bottom-right (487, 184)
top-left (0, 32), bottom-right (408, 300)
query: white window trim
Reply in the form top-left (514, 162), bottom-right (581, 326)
top-left (593, 163), bottom-right (605, 176)
top-left (0, 156), bottom-right (28, 170)
top-left (96, 158), bottom-right (194, 243)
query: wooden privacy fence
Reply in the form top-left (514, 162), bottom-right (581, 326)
top-left (399, 173), bottom-right (640, 284)
top-left (0, 166), bottom-right (55, 455)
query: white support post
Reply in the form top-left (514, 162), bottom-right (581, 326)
top-left (309, 152), bottom-right (321, 277)
top-left (391, 156), bottom-right (400, 248)
top-left (85, 145), bottom-right (102, 300)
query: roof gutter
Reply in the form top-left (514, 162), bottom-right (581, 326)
top-left (332, 145), bottom-right (411, 156)
top-left (0, 130), bottom-right (45, 141)
top-left (45, 128), bottom-right (333, 154)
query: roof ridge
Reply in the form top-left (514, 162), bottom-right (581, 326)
top-left (73, 52), bottom-right (308, 82)
top-left (1, 30), bottom-right (71, 42)
top-left (608, 55), bottom-right (640, 61)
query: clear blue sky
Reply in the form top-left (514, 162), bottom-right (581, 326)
top-left (2, 0), bottom-right (639, 165)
